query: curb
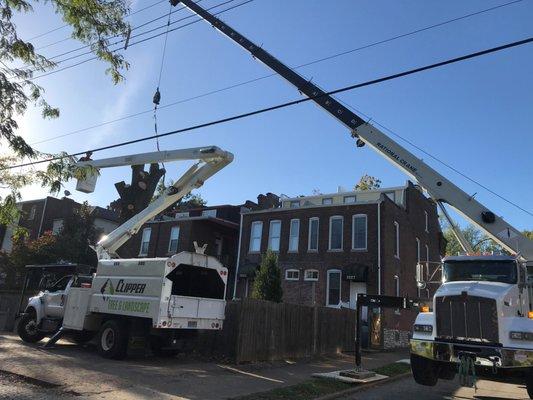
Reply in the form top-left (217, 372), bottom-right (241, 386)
top-left (314, 372), bottom-right (412, 400)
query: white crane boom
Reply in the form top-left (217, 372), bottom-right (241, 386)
top-left (74, 145), bottom-right (233, 259)
top-left (172, 0), bottom-right (533, 262)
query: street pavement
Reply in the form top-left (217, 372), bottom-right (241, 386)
top-left (0, 332), bottom-right (405, 400)
top-left (347, 375), bottom-right (530, 400)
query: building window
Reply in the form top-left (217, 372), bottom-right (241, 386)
top-left (329, 216), bottom-right (343, 251)
top-left (249, 221), bottom-right (263, 253)
top-left (395, 275), bottom-right (400, 296)
top-left (288, 219), bottom-right (300, 252)
top-left (385, 191), bottom-right (395, 202)
top-left (52, 219), bottom-right (64, 235)
top-left (290, 200), bottom-right (300, 208)
top-left (175, 212), bottom-right (189, 219)
top-left (327, 269), bottom-right (341, 307)
top-left (285, 269), bottom-right (300, 281)
top-left (344, 195), bottom-right (356, 204)
top-left (425, 244), bottom-right (429, 262)
top-left (139, 227), bottom-right (151, 256)
top-left (268, 220), bottom-right (281, 252)
top-left (28, 205), bottom-right (36, 221)
top-left (416, 238), bottom-right (421, 264)
top-left (304, 269), bottom-right (319, 281)
top-left (202, 209), bottom-right (217, 217)
top-left (322, 197), bottom-right (333, 205)
top-left (308, 217), bottom-right (319, 251)
top-left (168, 226), bottom-right (180, 253)
top-left (424, 211), bottom-right (429, 233)
top-left (352, 214), bottom-right (367, 250)
top-left (394, 221), bottom-right (400, 258)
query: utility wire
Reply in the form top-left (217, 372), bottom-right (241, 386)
top-left (27, 0), bottom-right (247, 80)
top-left (22, 0), bottom-right (522, 79)
top-left (16, 36), bottom-right (533, 217)
top-left (30, 0), bottom-right (531, 146)
top-left (32, 0), bottom-right (168, 48)
top-left (9, 36), bottom-right (533, 168)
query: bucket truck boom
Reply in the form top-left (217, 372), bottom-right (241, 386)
top-left (75, 145), bottom-right (233, 259)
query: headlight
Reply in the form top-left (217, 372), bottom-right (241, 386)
top-left (414, 324), bottom-right (433, 334)
top-left (510, 331), bottom-right (533, 341)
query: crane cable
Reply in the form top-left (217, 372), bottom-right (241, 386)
top-left (152, 3), bottom-right (173, 185)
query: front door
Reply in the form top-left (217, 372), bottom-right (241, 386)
top-left (349, 282), bottom-right (367, 320)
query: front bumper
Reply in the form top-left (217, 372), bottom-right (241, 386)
top-left (411, 339), bottom-right (533, 368)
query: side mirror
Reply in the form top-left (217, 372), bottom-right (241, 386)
top-left (416, 263), bottom-right (426, 289)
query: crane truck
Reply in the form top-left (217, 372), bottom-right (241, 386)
top-left (170, 0), bottom-right (533, 394)
top-left (17, 146), bottom-right (234, 359)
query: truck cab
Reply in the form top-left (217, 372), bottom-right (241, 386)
top-left (411, 255), bottom-right (533, 397)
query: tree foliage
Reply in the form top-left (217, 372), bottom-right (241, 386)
top-left (0, 0), bottom-right (130, 225)
top-left (354, 174), bottom-right (381, 191)
top-left (442, 221), bottom-right (503, 256)
top-left (251, 250), bottom-right (283, 303)
top-left (0, 202), bottom-right (98, 288)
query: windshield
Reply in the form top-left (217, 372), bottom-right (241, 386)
top-left (443, 261), bottom-right (517, 284)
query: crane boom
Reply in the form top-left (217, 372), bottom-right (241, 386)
top-left (75, 145), bottom-right (233, 259)
top-left (173, 0), bottom-right (533, 261)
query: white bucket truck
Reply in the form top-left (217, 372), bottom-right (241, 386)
top-left (18, 146), bottom-right (233, 359)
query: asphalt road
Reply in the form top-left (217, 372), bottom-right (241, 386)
top-left (348, 375), bottom-right (530, 400)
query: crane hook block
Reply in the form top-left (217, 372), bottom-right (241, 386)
top-left (153, 88), bottom-right (161, 105)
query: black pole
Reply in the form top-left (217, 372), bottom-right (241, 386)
top-left (355, 293), bottom-right (362, 370)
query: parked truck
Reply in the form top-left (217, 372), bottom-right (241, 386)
top-left (18, 146), bottom-right (233, 358)
top-left (167, 0), bottom-right (533, 394)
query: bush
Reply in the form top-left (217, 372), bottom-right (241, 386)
top-left (251, 250), bottom-right (283, 303)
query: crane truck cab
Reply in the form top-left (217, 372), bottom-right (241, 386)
top-left (411, 255), bottom-right (533, 397)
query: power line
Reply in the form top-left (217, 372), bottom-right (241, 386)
top-left (10, 36), bottom-right (533, 172)
top-left (31, 0), bottom-right (168, 48)
top-left (22, 0), bottom-right (522, 79)
top-left (31, 0), bottom-right (530, 145)
top-left (27, 0), bottom-right (247, 80)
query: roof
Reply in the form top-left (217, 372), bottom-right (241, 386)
top-left (146, 215), bottom-right (239, 229)
top-left (281, 183), bottom-right (408, 203)
top-left (89, 206), bottom-right (120, 222)
top-left (443, 255), bottom-right (517, 262)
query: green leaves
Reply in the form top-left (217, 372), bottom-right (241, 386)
top-left (251, 250), bottom-right (283, 303)
top-left (0, 0), bottom-right (130, 226)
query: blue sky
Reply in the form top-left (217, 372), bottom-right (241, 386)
top-left (10, 0), bottom-right (533, 231)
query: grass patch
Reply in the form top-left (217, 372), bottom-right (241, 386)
top-left (233, 379), bottom-right (351, 400)
top-left (373, 362), bottom-right (411, 377)
top-left (232, 362), bottom-right (412, 400)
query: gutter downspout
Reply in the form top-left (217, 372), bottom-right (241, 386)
top-left (37, 197), bottom-right (48, 237)
top-left (232, 210), bottom-right (244, 300)
top-left (377, 199), bottom-right (382, 295)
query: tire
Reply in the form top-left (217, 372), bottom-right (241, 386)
top-left (17, 312), bottom-right (45, 343)
top-left (97, 320), bottom-right (129, 360)
top-left (150, 336), bottom-right (179, 357)
top-left (438, 364), bottom-right (456, 381)
top-left (70, 330), bottom-right (96, 344)
top-left (526, 372), bottom-right (533, 399)
top-left (411, 353), bottom-right (438, 386)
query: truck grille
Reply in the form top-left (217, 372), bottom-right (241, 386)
top-left (435, 295), bottom-right (499, 344)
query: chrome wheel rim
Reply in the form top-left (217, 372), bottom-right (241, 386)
top-left (101, 327), bottom-right (115, 351)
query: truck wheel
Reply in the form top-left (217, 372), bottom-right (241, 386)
top-left (411, 353), bottom-right (438, 386)
top-left (97, 320), bottom-right (128, 359)
top-left (526, 373), bottom-right (533, 399)
top-left (70, 330), bottom-right (96, 344)
top-left (17, 313), bottom-right (45, 343)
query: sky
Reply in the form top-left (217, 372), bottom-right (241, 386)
top-left (6, 0), bottom-right (533, 231)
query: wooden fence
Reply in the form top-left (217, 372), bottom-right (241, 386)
top-left (194, 299), bottom-right (356, 363)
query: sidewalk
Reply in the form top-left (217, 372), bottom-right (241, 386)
top-left (0, 332), bottom-right (408, 399)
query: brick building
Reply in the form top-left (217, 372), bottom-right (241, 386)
top-left (0, 196), bottom-right (120, 252)
top-left (234, 182), bottom-right (446, 348)
top-left (118, 205), bottom-right (242, 297)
